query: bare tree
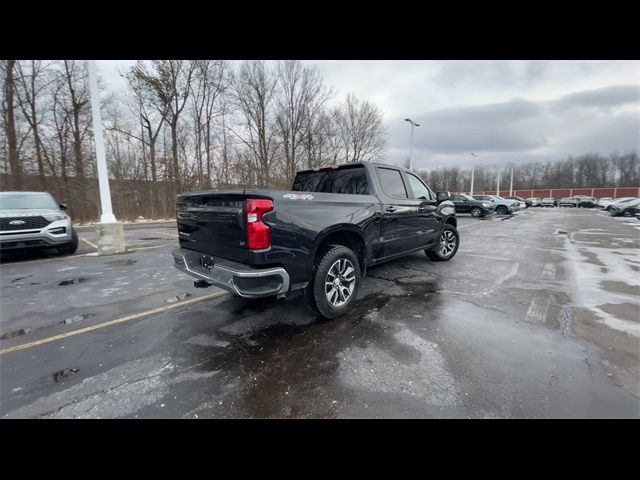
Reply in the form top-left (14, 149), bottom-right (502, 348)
top-left (128, 60), bottom-right (196, 191)
top-left (229, 60), bottom-right (280, 187)
top-left (14, 60), bottom-right (55, 189)
top-left (1, 60), bottom-right (22, 186)
top-left (333, 93), bottom-right (387, 163)
top-left (274, 60), bottom-right (334, 183)
top-left (191, 60), bottom-right (227, 188)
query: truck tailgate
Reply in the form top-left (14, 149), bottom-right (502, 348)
top-left (176, 191), bottom-right (249, 263)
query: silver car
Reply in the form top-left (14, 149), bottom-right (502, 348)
top-left (472, 194), bottom-right (520, 215)
top-left (0, 191), bottom-right (78, 254)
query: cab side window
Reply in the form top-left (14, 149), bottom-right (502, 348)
top-left (377, 168), bottom-right (408, 199)
top-left (406, 173), bottom-right (433, 200)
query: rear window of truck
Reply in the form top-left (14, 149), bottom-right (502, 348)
top-left (292, 166), bottom-right (369, 195)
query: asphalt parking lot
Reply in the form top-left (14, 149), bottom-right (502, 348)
top-left (1, 209), bottom-right (639, 418)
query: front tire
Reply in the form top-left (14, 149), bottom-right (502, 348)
top-left (496, 205), bottom-right (508, 215)
top-left (304, 245), bottom-right (361, 319)
top-left (426, 224), bottom-right (460, 261)
top-left (470, 207), bottom-right (483, 217)
top-left (57, 229), bottom-right (78, 255)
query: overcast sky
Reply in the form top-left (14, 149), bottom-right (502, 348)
top-left (99, 60), bottom-right (640, 170)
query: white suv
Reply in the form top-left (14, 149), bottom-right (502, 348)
top-left (0, 191), bottom-right (78, 255)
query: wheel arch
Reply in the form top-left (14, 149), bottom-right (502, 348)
top-left (312, 226), bottom-right (367, 272)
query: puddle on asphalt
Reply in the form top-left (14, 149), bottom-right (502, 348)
top-left (139, 237), bottom-right (161, 241)
top-left (105, 259), bottom-right (138, 266)
top-left (178, 279), bottom-right (442, 418)
top-left (53, 368), bottom-right (79, 382)
top-left (58, 278), bottom-right (87, 286)
top-left (0, 328), bottom-right (32, 341)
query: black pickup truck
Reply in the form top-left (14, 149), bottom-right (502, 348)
top-left (172, 162), bottom-right (458, 318)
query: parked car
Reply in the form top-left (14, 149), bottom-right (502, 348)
top-left (172, 162), bottom-right (459, 319)
top-left (596, 197), bottom-right (614, 209)
top-left (450, 193), bottom-right (495, 217)
top-left (540, 197), bottom-right (556, 207)
top-left (471, 195), bottom-right (519, 215)
top-left (610, 198), bottom-right (640, 217)
top-left (573, 196), bottom-right (597, 208)
top-left (605, 197), bottom-right (637, 211)
top-left (0, 191), bottom-right (78, 254)
top-left (505, 195), bottom-right (529, 208)
top-left (559, 197), bottom-right (579, 207)
top-left (526, 197), bottom-right (541, 207)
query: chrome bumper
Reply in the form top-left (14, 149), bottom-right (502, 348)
top-left (172, 248), bottom-right (290, 298)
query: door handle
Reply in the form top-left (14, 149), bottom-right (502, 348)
top-left (386, 205), bottom-right (396, 213)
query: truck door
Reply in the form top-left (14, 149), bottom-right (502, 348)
top-left (403, 172), bottom-right (441, 248)
top-left (450, 194), bottom-right (469, 213)
top-left (375, 166), bottom-right (420, 257)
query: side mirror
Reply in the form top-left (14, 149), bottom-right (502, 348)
top-left (59, 203), bottom-right (68, 210)
top-left (436, 191), bottom-right (450, 202)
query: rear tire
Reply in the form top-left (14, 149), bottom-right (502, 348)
top-left (304, 245), bottom-right (361, 319)
top-left (470, 207), bottom-right (482, 218)
top-left (57, 229), bottom-right (78, 255)
top-left (426, 224), bottom-right (460, 261)
top-left (496, 205), bottom-right (508, 215)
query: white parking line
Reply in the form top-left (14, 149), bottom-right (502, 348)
top-left (80, 237), bottom-right (98, 249)
top-left (458, 220), bottom-right (487, 229)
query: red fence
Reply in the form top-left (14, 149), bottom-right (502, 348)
top-left (474, 187), bottom-right (640, 199)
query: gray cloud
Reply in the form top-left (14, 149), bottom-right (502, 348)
top-left (389, 98), bottom-right (550, 154)
top-left (387, 83), bottom-right (640, 169)
top-left (552, 85), bottom-right (640, 111)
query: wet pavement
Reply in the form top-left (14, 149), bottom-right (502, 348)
top-left (1, 211), bottom-right (638, 418)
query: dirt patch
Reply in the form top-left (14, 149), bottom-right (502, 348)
top-left (58, 278), bottom-right (87, 286)
top-left (579, 249), bottom-right (605, 266)
top-left (0, 328), bottom-right (31, 341)
top-left (166, 292), bottom-right (191, 303)
top-left (53, 368), bottom-right (79, 382)
top-left (600, 281), bottom-right (639, 296)
top-left (571, 307), bottom-right (640, 396)
top-left (60, 313), bottom-right (96, 325)
top-left (11, 275), bottom-right (33, 283)
top-left (597, 303), bottom-right (640, 324)
top-left (105, 259), bottom-right (137, 266)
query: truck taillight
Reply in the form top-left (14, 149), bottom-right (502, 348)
top-left (246, 199), bottom-right (273, 250)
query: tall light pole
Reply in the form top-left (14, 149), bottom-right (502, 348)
top-left (88, 60), bottom-right (125, 255)
top-left (509, 167), bottom-right (514, 196)
top-left (404, 118), bottom-right (419, 170)
top-left (470, 153), bottom-right (477, 195)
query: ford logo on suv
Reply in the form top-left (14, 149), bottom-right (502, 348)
top-left (9, 220), bottom-right (26, 226)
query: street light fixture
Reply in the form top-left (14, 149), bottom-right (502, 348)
top-left (470, 153), bottom-right (477, 195)
top-left (404, 118), bottom-right (420, 170)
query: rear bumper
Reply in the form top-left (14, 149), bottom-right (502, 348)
top-left (172, 247), bottom-right (290, 298)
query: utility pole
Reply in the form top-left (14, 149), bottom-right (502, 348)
top-left (88, 60), bottom-right (125, 255)
top-left (470, 153), bottom-right (477, 195)
top-left (497, 172), bottom-right (500, 196)
top-left (509, 167), bottom-right (514, 196)
top-left (404, 118), bottom-right (420, 170)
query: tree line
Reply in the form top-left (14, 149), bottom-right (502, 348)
top-left (418, 152), bottom-right (639, 194)
top-left (1, 60), bottom-right (388, 219)
top-left (1, 60), bottom-right (638, 220)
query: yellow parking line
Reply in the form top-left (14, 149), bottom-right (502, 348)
top-left (80, 237), bottom-right (98, 249)
top-left (0, 291), bottom-right (227, 356)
